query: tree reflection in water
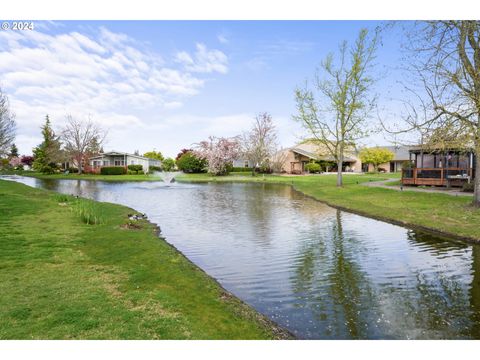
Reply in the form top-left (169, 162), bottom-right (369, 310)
top-left (292, 210), bottom-right (480, 339)
top-left (292, 210), bottom-right (377, 339)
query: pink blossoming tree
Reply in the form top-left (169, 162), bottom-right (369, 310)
top-left (194, 136), bottom-right (241, 175)
top-left (9, 156), bottom-right (22, 168)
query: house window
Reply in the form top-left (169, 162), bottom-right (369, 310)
top-left (103, 160), bottom-right (109, 166)
top-left (131, 160), bottom-right (135, 165)
top-left (114, 160), bottom-right (124, 166)
top-left (244, 160), bottom-right (249, 168)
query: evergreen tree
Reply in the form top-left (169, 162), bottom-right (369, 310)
top-left (9, 143), bottom-right (18, 158)
top-left (32, 115), bottom-right (62, 173)
top-left (87, 137), bottom-right (101, 156)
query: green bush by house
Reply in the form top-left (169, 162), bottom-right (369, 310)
top-left (231, 167), bottom-right (252, 172)
top-left (305, 162), bottom-right (321, 173)
top-left (149, 165), bottom-right (162, 172)
top-left (100, 166), bottom-right (127, 175)
top-left (127, 164), bottom-right (143, 174)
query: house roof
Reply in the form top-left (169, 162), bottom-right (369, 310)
top-left (290, 147), bottom-right (319, 160)
top-left (408, 146), bottom-right (475, 154)
top-left (290, 141), bottom-right (358, 162)
top-left (377, 146), bottom-right (411, 161)
top-left (89, 151), bottom-right (161, 161)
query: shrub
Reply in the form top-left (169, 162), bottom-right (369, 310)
top-left (42, 165), bottom-right (55, 174)
top-left (257, 165), bottom-right (273, 174)
top-left (305, 162), bottom-right (321, 173)
top-left (402, 161), bottom-right (414, 170)
top-left (67, 167), bottom-right (78, 173)
top-left (176, 152), bottom-right (207, 173)
top-left (0, 158), bottom-right (9, 169)
top-left (231, 167), bottom-right (252, 172)
top-left (127, 164), bottom-right (143, 174)
top-left (100, 166), bottom-right (127, 175)
top-left (149, 165), bottom-right (162, 172)
top-left (225, 163), bottom-right (233, 174)
top-left (462, 182), bottom-right (475, 193)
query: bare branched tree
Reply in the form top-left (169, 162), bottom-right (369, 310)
top-left (270, 148), bottom-right (288, 174)
top-left (61, 115), bottom-right (107, 174)
top-left (241, 112), bottom-right (279, 175)
top-left (294, 28), bottom-right (379, 186)
top-left (394, 21), bottom-right (480, 205)
top-left (0, 88), bottom-right (16, 157)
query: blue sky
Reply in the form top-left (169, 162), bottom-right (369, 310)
top-left (0, 20), bottom-right (411, 157)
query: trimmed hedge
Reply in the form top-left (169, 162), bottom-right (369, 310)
top-left (149, 165), bottom-right (162, 172)
top-left (231, 167), bottom-right (252, 172)
top-left (100, 166), bottom-right (127, 175)
top-left (127, 164), bottom-right (143, 174)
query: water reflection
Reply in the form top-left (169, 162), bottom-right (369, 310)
top-left (292, 210), bottom-right (378, 339)
top-left (2, 175), bottom-right (480, 339)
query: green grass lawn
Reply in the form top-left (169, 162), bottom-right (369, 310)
top-left (177, 172), bottom-right (480, 242)
top-left (20, 171), bottom-right (162, 182)
top-left (0, 179), bottom-right (289, 339)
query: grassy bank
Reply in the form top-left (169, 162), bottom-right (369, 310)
top-left (176, 172), bottom-right (480, 242)
top-left (20, 171), bottom-right (161, 182)
top-left (0, 179), bottom-right (289, 339)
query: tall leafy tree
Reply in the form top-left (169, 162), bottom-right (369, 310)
top-left (175, 149), bottom-right (192, 161)
top-left (359, 147), bottom-right (394, 172)
top-left (32, 115), bottom-right (62, 173)
top-left (0, 88), bottom-right (16, 158)
top-left (144, 150), bottom-right (164, 161)
top-left (161, 157), bottom-right (176, 172)
top-left (176, 151), bottom-right (207, 173)
top-left (294, 28), bottom-right (378, 187)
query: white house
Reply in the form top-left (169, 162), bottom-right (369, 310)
top-left (232, 159), bottom-right (255, 168)
top-left (89, 151), bottom-right (162, 174)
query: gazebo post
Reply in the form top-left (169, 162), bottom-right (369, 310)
top-left (445, 151), bottom-right (450, 188)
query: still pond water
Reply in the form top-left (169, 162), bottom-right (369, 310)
top-left (4, 176), bottom-right (480, 339)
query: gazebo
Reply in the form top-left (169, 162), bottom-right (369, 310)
top-left (401, 146), bottom-right (476, 187)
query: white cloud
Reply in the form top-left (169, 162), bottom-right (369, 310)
top-left (0, 26), bottom-right (229, 154)
top-left (244, 57), bottom-right (269, 72)
top-left (175, 43), bottom-right (228, 74)
top-left (217, 34), bottom-right (229, 44)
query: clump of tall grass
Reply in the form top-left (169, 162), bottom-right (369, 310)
top-left (54, 193), bottom-right (72, 203)
top-left (73, 198), bottom-right (104, 225)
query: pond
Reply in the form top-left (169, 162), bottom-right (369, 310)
top-left (3, 175), bottom-right (480, 339)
